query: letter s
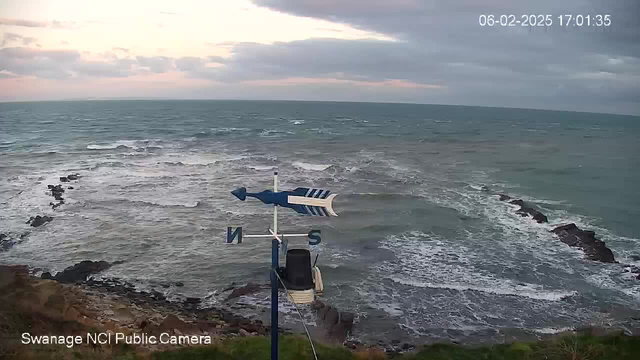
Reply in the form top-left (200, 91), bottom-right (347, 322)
top-left (22, 333), bottom-right (30, 344)
top-left (308, 230), bottom-right (321, 245)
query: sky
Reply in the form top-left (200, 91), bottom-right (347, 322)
top-left (0, 0), bottom-right (638, 115)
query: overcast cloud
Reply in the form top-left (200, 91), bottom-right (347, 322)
top-left (0, 0), bottom-right (638, 115)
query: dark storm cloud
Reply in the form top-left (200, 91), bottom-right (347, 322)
top-left (242, 0), bottom-right (640, 114)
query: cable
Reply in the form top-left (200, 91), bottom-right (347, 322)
top-left (272, 268), bottom-right (319, 360)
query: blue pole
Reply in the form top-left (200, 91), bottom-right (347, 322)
top-left (271, 238), bottom-right (279, 360)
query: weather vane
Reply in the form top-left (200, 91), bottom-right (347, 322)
top-left (227, 171), bottom-right (338, 360)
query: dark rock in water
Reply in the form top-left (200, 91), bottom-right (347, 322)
top-left (311, 299), bottom-right (354, 342)
top-left (28, 215), bottom-right (53, 227)
top-left (67, 174), bottom-right (80, 180)
top-left (50, 201), bottom-right (64, 209)
top-left (68, 186), bottom-right (74, 190)
top-left (226, 282), bottom-right (261, 300)
top-left (1, 233), bottom-right (30, 251)
top-left (551, 224), bottom-right (616, 263)
top-left (1, 233), bottom-right (15, 251)
top-left (175, 281), bottom-right (184, 287)
top-left (509, 199), bottom-right (548, 223)
top-left (59, 176), bottom-right (69, 182)
top-left (324, 307), bottom-right (339, 327)
top-left (341, 312), bottom-right (355, 332)
top-left (53, 260), bottom-right (112, 283)
top-left (498, 194), bottom-right (511, 201)
top-left (41, 272), bottom-right (53, 280)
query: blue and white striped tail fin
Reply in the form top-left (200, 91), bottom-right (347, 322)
top-left (288, 188), bottom-right (337, 216)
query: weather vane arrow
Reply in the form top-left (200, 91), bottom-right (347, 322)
top-left (231, 186), bottom-right (338, 216)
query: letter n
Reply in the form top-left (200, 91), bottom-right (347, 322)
top-left (226, 227), bottom-right (242, 244)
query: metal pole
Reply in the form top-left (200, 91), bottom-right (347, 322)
top-left (271, 171), bottom-right (279, 360)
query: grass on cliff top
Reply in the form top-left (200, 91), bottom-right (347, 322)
top-left (149, 333), bottom-right (640, 360)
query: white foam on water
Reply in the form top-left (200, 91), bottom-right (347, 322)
top-left (376, 231), bottom-right (577, 302)
top-left (86, 139), bottom-right (165, 151)
top-left (531, 326), bottom-right (574, 334)
top-left (390, 277), bottom-right (576, 302)
top-left (292, 162), bottom-right (332, 171)
top-left (289, 120), bottom-right (305, 125)
top-left (247, 165), bottom-right (277, 171)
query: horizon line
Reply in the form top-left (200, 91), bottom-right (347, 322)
top-left (0, 98), bottom-right (637, 118)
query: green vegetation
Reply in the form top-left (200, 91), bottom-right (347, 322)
top-left (147, 333), bottom-right (640, 360)
top-left (3, 299), bottom-right (639, 360)
top-left (151, 336), bottom-right (354, 360)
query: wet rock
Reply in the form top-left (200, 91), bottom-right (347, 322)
top-left (311, 299), bottom-right (325, 310)
top-left (498, 194), bottom-right (511, 201)
top-left (185, 297), bottom-right (201, 305)
top-left (67, 174), bottom-right (80, 180)
top-left (41, 272), bottom-right (53, 280)
top-left (324, 308), bottom-right (339, 327)
top-left (0, 233), bottom-right (16, 251)
top-left (50, 201), bottom-right (64, 209)
top-left (509, 199), bottom-right (548, 223)
top-left (60, 176), bottom-right (69, 182)
top-left (341, 312), bottom-right (355, 332)
top-left (551, 224), bottom-right (616, 263)
top-left (226, 282), bottom-right (261, 300)
top-left (68, 186), bottom-right (74, 190)
top-left (28, 215), bottom-right (53, 227)
top-left (53, 260), bottom-right (113, 283)
top-left (312, 300), bottom-right (354, 342)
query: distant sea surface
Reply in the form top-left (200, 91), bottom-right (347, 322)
top-left (1, 100), bottom-right (639, 343)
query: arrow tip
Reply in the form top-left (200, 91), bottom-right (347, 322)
top-left (231, 187), bottom-right (247, 201)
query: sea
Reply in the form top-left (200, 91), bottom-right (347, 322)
top-left (1, 100), bottom-right (639, 344)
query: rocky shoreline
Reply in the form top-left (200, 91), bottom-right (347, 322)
top-left (2, 173), bottom-right (640, 357)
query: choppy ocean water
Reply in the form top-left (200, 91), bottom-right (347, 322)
top-left (1, 100), bottom-right (639, 343)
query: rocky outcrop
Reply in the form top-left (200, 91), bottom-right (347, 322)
top-left (496, 194), bottom-right (549, 223)
top-left (0, 233), bottom-right (11, 251)
top-left (225, 282), bottom-right (263, 300)
top-left (312, 300), bottom-right (355, 342)
top-left (27, 215), bottom-right (53, 227)
top-left (1, 264), bottom-right (270, 354)
top-left (59, 173), bottom-right (80, 183)
top-left (47, 184), bottom-right (66, 209)
top-left (49, 260), bottom-right (114, 283)
top-left (0, 232), bottom-right (29, 251)
top-left (508, 199), bottom-right (548, 223)
top-left (551, 224), bottom-right (616, 263)
top-left (46, 174), bottom-right (79, 209)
